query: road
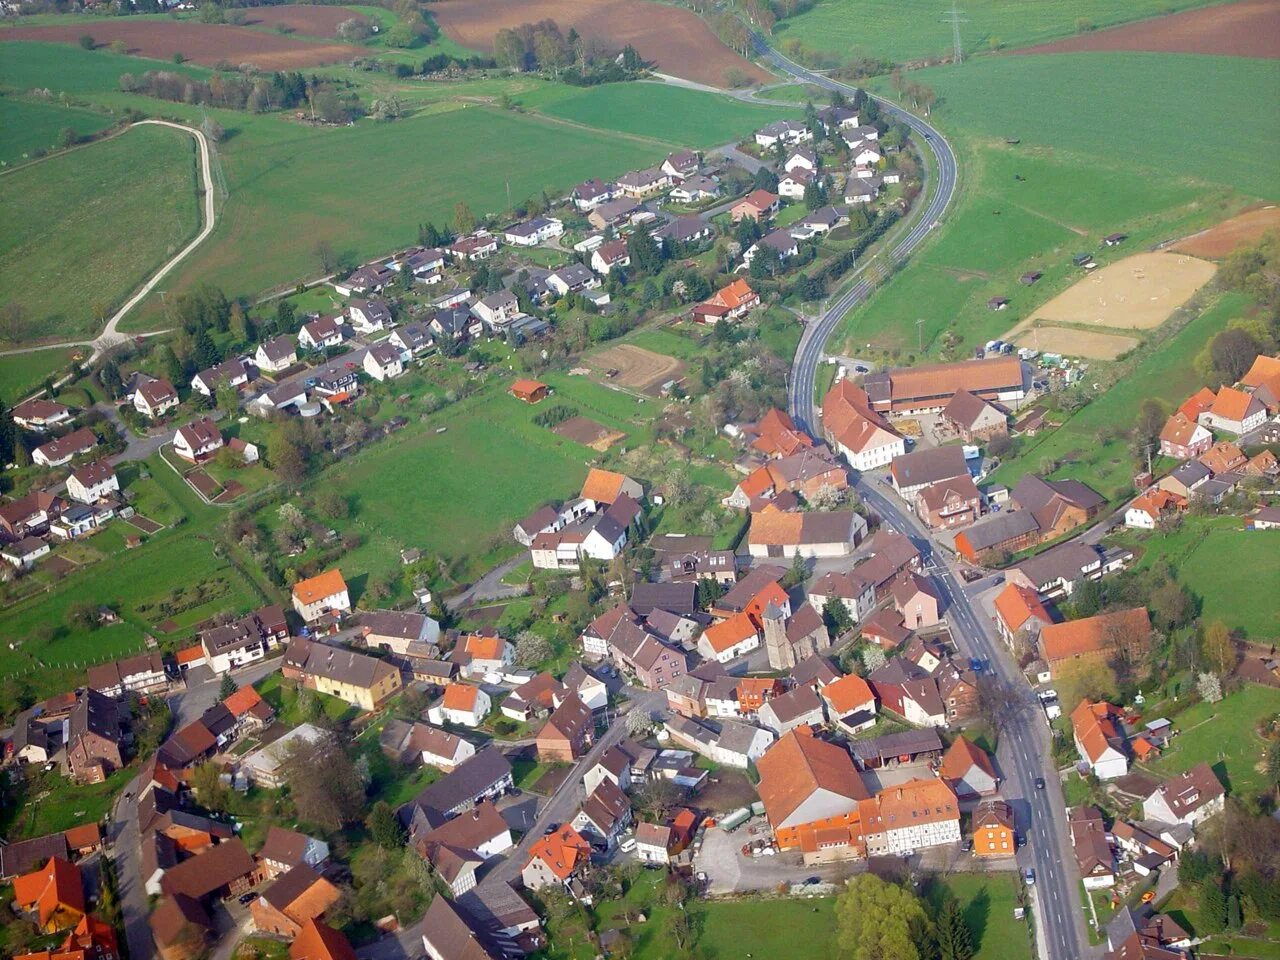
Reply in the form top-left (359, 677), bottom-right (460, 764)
top-left (759, 39), bottom-right (1092, 960)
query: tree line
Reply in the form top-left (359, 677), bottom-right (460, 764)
top-left (493, 19), bottom-right (645, 84)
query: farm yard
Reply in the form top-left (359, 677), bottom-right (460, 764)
top-left (1173, 205), bottom-right (1280, 258)
top-left (1014, 0), bottom-right (1280, 59)
top-left (0, 123), bottom-right (201, 343)
top-left (585, 343), bottom-right (686, 395)
top-left (429, 0), bottom-right (771, 88)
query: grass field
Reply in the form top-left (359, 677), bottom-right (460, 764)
top-left (0, 95), bottom-right (112, 166)
top-left (926, 874), bottom-right (1033, 960)
top-left (1146, 684), bottom-right (1280, 800)
top-left (772, 0), bottom-right (1225, 64)
top-left (0, 124), bottom-right (200, 342)
top-left (0, 39), bottom-right (209, 97)
top-left (0, 347), bottom-right (78, 401)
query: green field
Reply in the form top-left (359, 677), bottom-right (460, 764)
top-left (0, 95), bottom-right (112, 166)
top-left (927, 874), bottom-right (1033, 960)
top-left (0, 346), bottom-right (78, 402)
top-left (0, 40), bottom-right (208, 97)
top-left (772, 0), bottom-right (1224, 64)
top-left (1146, 684), bottom-right (1280, 800)
top-left (0, 124), bottom-right (200, 342)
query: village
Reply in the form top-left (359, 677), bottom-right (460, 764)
top-left (2, 83), bottom-right (1280, 960)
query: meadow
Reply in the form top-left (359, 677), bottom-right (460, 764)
top-left (0, 347), bottom-right (78, 402)
top-left (772, 0), bottom-right (1224, 64)
top-left (0, 96), bottom-right (113, 166)
top-left (0, 124), bottom-right (201, 342)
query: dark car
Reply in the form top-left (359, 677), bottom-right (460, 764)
top-left (238, 892), bottom-right (257, 905)
top-left (544, 823), bottom-right (560, 835)
top-left (803, 876), bottom-right (822, 886)
top-left (1035, 777), bottom-right (1046, 790)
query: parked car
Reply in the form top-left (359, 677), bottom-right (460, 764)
top-left (1023, 868), bottom-right (1035, 885)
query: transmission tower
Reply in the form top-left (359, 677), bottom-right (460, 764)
top-left (942, 0), bottom-right (968, 63)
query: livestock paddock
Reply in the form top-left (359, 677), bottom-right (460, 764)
top-left (1026, 252), bottom-right (1217, 331)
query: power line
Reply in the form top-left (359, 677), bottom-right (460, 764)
top-left (942, 0), bottom-right (968, 63)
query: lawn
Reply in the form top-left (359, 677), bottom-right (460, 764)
top-left (926, 874), bottom-right (1033, 960)
top-left (772, 0), bottom-right (1226, 64)
top-left (0, 123), bottom-right (201, 342)
top-left (256, 672), bottom-right (356, 727)
top-left (1145, 684), bottom-right (1280, 801)
top-left (0, 347), bottom-right (78, 401)
top-left (0, 95), bottom-right (113, 167)
top-left (1, 764), bottom-right (133, 840)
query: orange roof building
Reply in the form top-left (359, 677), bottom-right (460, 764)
top-left (290, 920), bottom-right (358, 960)
top-left (750, 408), bottom-right (812, 458)
top-left (938, 736), bottom-right (999, 798)
top-left (993, 582), bottom-right (1055, 641)
top-left (756, 730), bottom-right (870, 861)
top-left (580, 467), bottom-right (642, 505)
top-left (291, 569), bottom-right (350, 621)
top-left (1040, 608), bottom-right (1151, 668)
top-left (13, 857), bottom-right (86, 933)
top-left (693, 278), bottom-right (761, 323)
top-left (1071, 699), bottom-right (1128, 780)
top-left (1205, 385), bottom-right (1265, 426)
top-left (521, 825), bottom-right (592, 890)
top-left (864, 356), bottom-right (1025, 414)
top-left (819, 673), bottom-right (876, 718)
top-left (1242, 353), bottom-right (1280, 411)
top-left (821, 379), bottom-right (905, 470)
top-left (441, 683), bottom-right (481, 713)
top-left (972, 799), bottom-right (1015, 858)
top-left (461, 633), bottom-right (509, 663)
top-left (1177, 386), bottom-right (1217, 420)
top-left (174, 645), bottom-right (206, 667)
top-left (862, 778), bottom-right (961, 857)
top-left (509, 379), bottom-right (549, 404)
top-left (1125, 489), bottom-right (1186, 529)
top-left (698, 612), bottom-right (761, 662)
top-left (1198, 440), bottom-right (1247, 475)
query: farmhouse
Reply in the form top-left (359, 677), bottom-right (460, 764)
top-left (1071, 700), bottom-right (1128, 780)
top-left (1007, 541), bottom-right (1105, 597)
top-left (172, 418), bottom-right (223, 463)
top-left (1040, 608), bottom-right (1151, 674)
top-left (821, 380), bottom-right (905, 471)
top-left (747, 508), bottom-right (866, 559)
top-left (1198, 386), bottom-right (1267, 435)
top-left (1069, 806), bottom-right (1115, 889)
top-left (522, 825), bottom-right (591, 892)
top-left (249, 865), bottom-right (340, 938)
top-left (993, 582), bottom-right (1055, 645)
top-left (33, 428), bottom-right (97, 468)
top-left (134, 376), bottom-right (180, 419)
top-left (692, 278), bottom-right (760, 324)
top-left (941, 390), bottom-right (1008, 442)
top-left (1159, 412), bottom-right (1213, 459)
top-left (939, 736), bottom-right (998, 799)
top-left (12, 398), bottom-right (74, 433)
top-left (1125, 489), bottom-right (1186, 529)
top-left (284, 638), bottom-right (403, 711)
top-left (890, 446), bottom-right (969, 500)
top-left (361, 609), bottom-right (439, 656)
top-left (863, 356), bottom-right (1027, 414)
top-left (12, 857), bottom-right (85, 933)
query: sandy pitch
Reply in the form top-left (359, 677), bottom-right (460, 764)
top-left (1011, 325), bottom-right (1139, 361)
top-left (1027, 252), bottom-right (1216, 331)
top-left (587, 343), bottom-right (683, 395)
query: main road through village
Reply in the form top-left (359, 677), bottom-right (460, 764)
top-left (766, 38), bottom-right (1092, 960)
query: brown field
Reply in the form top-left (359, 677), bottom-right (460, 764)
top-left (238, 5), bottom-right (370, 39)
top-left (1173, 206), bottom-right (1280, 258)
top-left (1017, 0), bottom-right (1280, 59)
top-left (430, 0), bottom-right (772, 88)
top-left (1022, 252), bottom-right (1217, 331)
top-left (1010, 325), bottom-right (1140, 361)
top-left (1, 21), bottom-right (373, 69)
top-left (551, 415), bottom-right (627, 451)
top-left (586, 343), bottom-right (685, 395)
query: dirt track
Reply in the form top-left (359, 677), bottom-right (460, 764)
top-left (2, 21), bottom-right (372, 69)
top-left (1174, 206), bottom-right (1280, 258)
top-left (430, 0), bottom-right (772, 88)
top-left (1016, 0), bottom-right (1280, 59)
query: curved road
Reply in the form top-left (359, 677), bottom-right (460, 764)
top-left (761, 41), bottom-right (1091, 960)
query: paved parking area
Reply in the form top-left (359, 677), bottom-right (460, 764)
top-left (694, 817), bottom-right (860, 894)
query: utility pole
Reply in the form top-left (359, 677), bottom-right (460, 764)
top-left (916, 318), bottom-right (925, 352)
top-left (943, 0), bottom-right (968, 63)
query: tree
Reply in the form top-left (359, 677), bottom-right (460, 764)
top-left (1133, 398), bottom-right (1166, 457)
top-left (313, 488), bottom-right (349, 520)
top-left (782, 551), bottom-right (808, 588)
top-left (1210, 327), bottom-right (1262, 383)
top-left (976, 675), bottom-right (1030, 744)
top-left (1197, 672), bottom-right (1223, 704)
top-left (453, 201), bottom-right (476, 235)
top-left (1202, 621), bottom-right (1235, 677)
top-left (661, 466), bottom-right (691, 505)
top-left (79, 34), bottom-right (95, 50)
top-left (823, 597), bottom-right (854, 637)
top-left (283, 734), bottom-right (365, 830)
top-left (215, 382), bottom-right (240, 417)
top-left (367, 801), bottom-right (405, 850)
top-left (861, 644), bottom-right (887, 674)
top-left (1227, 892), bottom-right (1243, 931)
top-left (935, 898), bottom-right (974, 960)
top-left (1198, 883), bottom-right (1228, 935)
top-left (272, 429), bottom-right (308, 485)
top-left (218, 674), bottom-right (237, 700)
top-left (98, 359), bottom-right (124, 401)
top-left (625, 707), bottom-right (653, 738)
top-left (836, 874), bottom-right (931, 960)
top-left (697, 576), bottom-right (725, 610)
top-left (0, 302), bottom-right (33, 344)
top-left (190, 761), bottom-right (231, 812)
top-left (808, 482), bottom-right (845, 511)
top-left (514, 631), bottom-right (552, 668)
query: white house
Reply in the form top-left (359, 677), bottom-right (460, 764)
top-left (32, 427), bottom-right (98, 467)
top-left (503, 217), bottom-right (563, 246)
top-left (696, 614), bottom-right (761, 664)
top-left (191, 358), bottom-right (249, 397)
top-left (133, 376), bottom-right (180, 419)
top-left (1198, 387), bottom-right (1268, 436)
top-left (3, 536), bottom-right (50, 569)
top-left (67, 459), bottom-right (119, 504)
top-left (777, 170), bottom-right (814, 200)
top-left (472, 290), bottom-right (520, 330)
top-left (851, 144), bottom-right (882, 166)
top-left (634, 823), bottom-right (673, 865)
top-left (11, 398), bottom-right (73, 433)
top-left (363, 343), bottom-right (405, 381)
top-left (742, 230), bottom-right (799, 267)
top-left (417, 725), bottom-right (476, 771)
top-left (1142, 764), bottom-right (1225, 828)
top-left (591, 241), bottom-right (631, 275)
top-left (784, 148), bottom-right (818, 173)
top-left (291, 568), bottom-right (351, 623)
top-left (429, 684), bottom-right (491, 727)
top-left (754, 120), bottom-right (812, 148)
top-left (844, 178), bottom-right (879, 205)
top-left (348, 298), bottom-right (392, 334)
top-left (1072, 700), bottom-right (1129, 781)
top-left (173, 417), bottom-right (223, 463)
top-left (862, 779), bottom-right (961, 857)
top-left (298, 315), bottom-right (344, 351)
top-left (254, 335), bottom-right (297, 374)
top-left (546, 264), bottom-right (599, 296)
top-left (807, 569), bottom-right (877, 625)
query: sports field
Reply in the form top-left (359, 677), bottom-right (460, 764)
top-left (0, 123), bottom-right (200, 342)
top-left (771, 0), bottom-right (1218, 64)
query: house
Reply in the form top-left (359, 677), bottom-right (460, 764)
top-left (817, 104), bottom-right (859, 130)
top-left (284, 638), bottom-right (403, 711)
top-left (1069, 806), bottom-right (1115, 889)
top-left (731, 189), bottom-right (780, 223)
top-left (1072, 700), bottom-right (1129, 780)
top-left (661, 149), bottom-right (700, 180)
top-left (653, 215), bottom-right (714, 248)
top-left (191, 358), bottom-right (249, 397)
top-left (454, 633), bottom-right (515, 678)
top-left (536, 694), bottom-right (594, 762)
top-left (972, 800), bottom-right (1015, 858)
top-left (580, 468), bottom-right (643, 506)
top-left (446, 231), bottom-right (498, 262)
top-left (783, 146), bottom-right (818, 174)
top-left (382, 721), bottom-right (475, 771)
top-left (291, 568), bottom-right (351, 622)
top-left (12, 857), bottom-right (85, 933)
top-left (1158, 412), bottom-right (1213, 460)
top-left (399, 748), bottom-right (513, 826)
top-left (1125, 489), bottom-right (1186, 530)
top-left (668, 175), bottom-right (720, 203)
top-left (388, 322), bottom-right (435, 359)
top-left (808, 568), bottom-right (877, 626)
top-left (993, 582), bottom-right (1055, 646)
top-left (587, 198), bottom-right (642, 231)
top-left (66, 460), bottom-right (119, 505)
top-left (756, 730), bottom-right (870, 862)
top-left (666, 714), bottom-right (775, 768)
top-left (222, 685), bottom-right (275, 734)
top-left (867, 661), bottom-right (947, 728)
top-left (472, 290), bottom-right (520, 330)
top-left (159, 838), bottom-right (257, 903)
top-left (697, 612), bottom-right (761, 663)
top-left (634, 822), bottom-right (675, 865)
top-left (892, 572), bottom-right (942, 629)
top-left (607, 620), bottom-right (689, 691)
top-left (571, 779), bottom-right (632, 850)
top-left (743, 229), bottom-right (798, 266)
top-left (939, 736), bottom-right (998, 799)
top-left (692, 278), bottom-right (760, 324)
top-left (754, 120), bottom-right (811, 148)
top-left (362, 609), bottom-right (439, 656)
top-left (362, 342), bottom-right (404, 381)
top-left (150, 894), bottom-right (216, 960)
top-left (334, 263), bottom-right (393, 297)
top-left (172, 418), bottom-right (222, 463)
top-left (1198, 386), bottom-right (1267, 435)
top-left (133, 376), bottom-right (180, 419)
top-left (843, 178), bottom-right (879, 204)
top-left (590, 240), bottom-right (631, 275)
top-left (249, 865), bottom-right (340, 938)
top-left (863, 356), bottom-right (1027, 415)
top-left (501, 673), bottom-right (567, 722)
top-left (863, 778), bottom-right (961, 858)
top-left (615, 167), bottom-right (671, 198)
top-left (431, 684), bottom-right (491, 727)
top-left (942, 390), bottom-right (1008, 442)
top-left (582, 741), bottom-right (640, 795)
top-left (509, 379), bottom-right (549, 404)
top-left (819, 673), bottom-right (877, 735)
top-left (778, 167), bottom-right (816, 199)
top-left (891, 446), bottom-right (969, 500)
top-left (747, 408), bottom-right (813, 459)
top-left (413, 801), bottom-right (512, 895)
top-left (1143, 763), bottom-right (1225, 828)
top-left (545, 264), bottom-right (599, 296)
top-left (502, 217), bottom-right (563, 246)
top-left (1248, 505), bottom-right (1280, 530)
top-left (390, 246), bottom-right (446, 279)
top-left (1040, 608), bottom-right (1151, 674)
top-left (1199, 440), bottom-right (1247, 475)
top-left (33, 428), bottom-right (98, 468)
top-left (916, 474), bottom-right (983, 530)
top-left (290, 920), bottom-right (356, 960)
top-left (1007, 540), bottom-right (1106, 598)
top-left (87, 652), bottom-right (166, 699)
top-left (254, 336), bottom-right (297, 374)
top-left (522, 824), bottom-right (592, 891)
top-left (298, 315), bottom-right (344, 352)
top-left (562, 663), bottom-right (608, 712)
top-left (12, 397), bottom-right (74, 433)
top-left (200, 606), bottom-right (287, 674)
top-left (1010, 474), bottom-right (1106, 540)
top-left (66, 690), bottom-right (125, 783)
top-left (1156, 459), bottom-right (1212, 499)
top-left (572, 178), bottom-right (613, 210)
top-left (756, 685), bottom-right (825, 736)
top-left (821, 380), bottom-right (905, 471)
top-left (747, 508), bottom-right (867, 559)
top-left (420, 895), bottom-right (504, 960)
top-left (791, 206), bottom-right (849, 241)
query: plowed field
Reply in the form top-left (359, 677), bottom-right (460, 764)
top-left (1017, 0), bottom-right (1280, 59)
top-left (1, 21), bottom-right (373, 69)
top-left (238, 5), bottom-right (371, 38)
top-left (586, 343), bottom-right (684, 395)
top-left (1173, 206), bottom-right (1280, 258)
top-left (430, 0), bottom-right (772, 88)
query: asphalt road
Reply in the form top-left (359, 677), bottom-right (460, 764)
top-left (760, 39), bottom-right (1092, 960)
